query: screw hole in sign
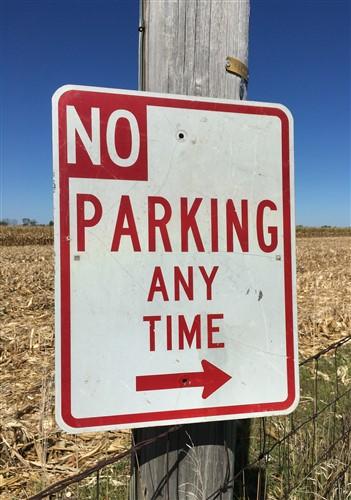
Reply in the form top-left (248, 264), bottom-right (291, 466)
top-left (177, 131), bottom-right (186, 141)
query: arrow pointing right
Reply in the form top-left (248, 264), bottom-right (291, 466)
top-left (136, 360), bottom-right (231, 399)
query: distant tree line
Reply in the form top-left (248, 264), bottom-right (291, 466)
top-left (297, 224), bottom-right (339, 229)
top-left (0, 218), bottom-right (54, 226)
top-left (22, 218), bottom-right (37, 226)
top-left (0, 218), bottom-right (18, 226)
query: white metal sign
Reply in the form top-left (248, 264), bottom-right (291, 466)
top-left (53, 85), bottom-right (298, 432)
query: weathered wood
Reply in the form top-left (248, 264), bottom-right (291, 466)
top-left (132, 422), bottom-right (237, 499)
top-left (131, 1), bottom-right (250, 498)
top-left (141, 0), bottom-right (249, 99)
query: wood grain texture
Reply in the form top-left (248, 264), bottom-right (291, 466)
top-left (131, 1), bottom-right (250, 498)
top-left (132, 422), bottom-right (241, 499)
top-left (142, 0), bottom-right (249, 100)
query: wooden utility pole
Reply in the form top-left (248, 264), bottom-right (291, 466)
top-left (131, 1), bottom-right (250, 498)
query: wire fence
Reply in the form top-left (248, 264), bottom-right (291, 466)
top-left (30, 334), bottom-right (351, 500)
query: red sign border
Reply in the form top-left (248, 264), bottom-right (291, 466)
top-left (54, 86), bottom-right (296, 430)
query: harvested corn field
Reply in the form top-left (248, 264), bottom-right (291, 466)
top-left (297, 236), bottom-right (351, 357)
top-left (0, 227), bottom-right (53, 247)
top-left (0, 229), bottom-right (350, 498)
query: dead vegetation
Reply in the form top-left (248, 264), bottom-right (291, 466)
top-left (0, 227), bottom-right (53, 247)
top-left (0, 229), bottom-right (350, 498)
top-left (297, 236), bottom-right (351, 357)
top-left (296, 226), bottom-right (350, 238)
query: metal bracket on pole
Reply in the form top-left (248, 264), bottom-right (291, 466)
top-left (225, 56), bottom-right (249, 82)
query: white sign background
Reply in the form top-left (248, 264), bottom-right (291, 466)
top-left (53, 86), bottom-right (298, 432)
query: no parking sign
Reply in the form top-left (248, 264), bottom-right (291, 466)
top-left (53, 85), bottom-right (298, 432)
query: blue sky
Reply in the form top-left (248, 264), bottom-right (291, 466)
top-left (1, 0), bottom-right (350, 226)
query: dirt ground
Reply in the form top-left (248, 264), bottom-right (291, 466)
top-left (0, 235), bottom-right (350, 498)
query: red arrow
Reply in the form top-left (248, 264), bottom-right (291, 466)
top-left (136, 360), bottom-right (231, 399)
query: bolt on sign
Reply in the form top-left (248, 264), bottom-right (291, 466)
top-left (53, 85), bottom-right (298, 432)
